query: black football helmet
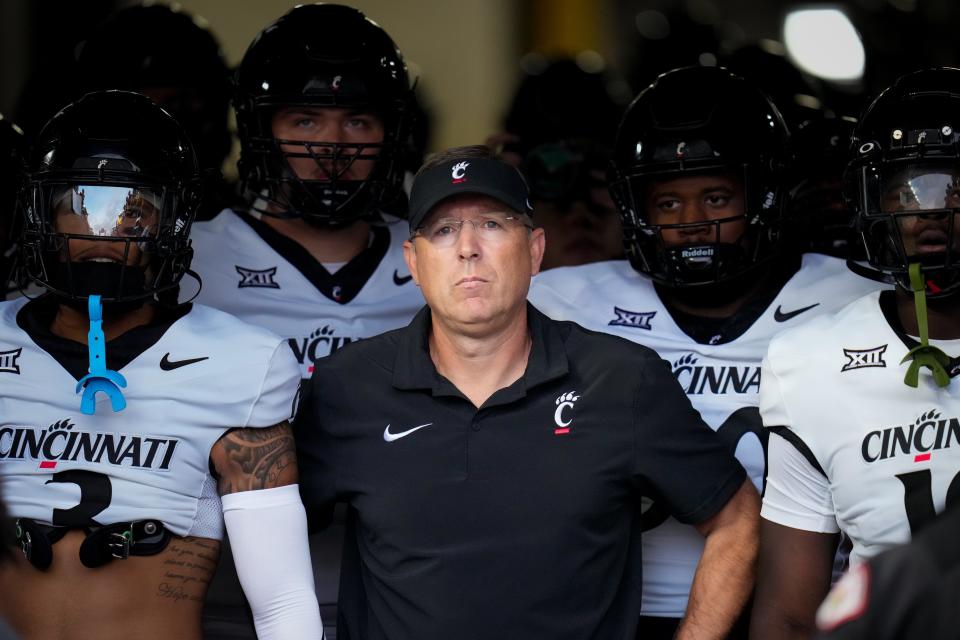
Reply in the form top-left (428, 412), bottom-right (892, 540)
top-left (19, 91), bottom-right (202, 306)
top-left (610, 66), bottom-right (790, 287)
top-left (844, 68), bottom-right (960, 298)
top-left (76, 3), bottom-right (232, 174)
top-left (787, 113), bottom-right (861, 259)
top-left (234, 3), bottom-right (414, 226)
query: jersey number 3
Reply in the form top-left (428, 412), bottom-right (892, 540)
top-left (46, 470), bottom-right (112, 527)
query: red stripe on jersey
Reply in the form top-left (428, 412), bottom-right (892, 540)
top-left (914, 453), bottom-right (932, 463)
top-left (554, 428), bottom-right (570, 435)
top-left (38, 461), bottom-right (57, 469)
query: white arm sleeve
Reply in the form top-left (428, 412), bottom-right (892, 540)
top-left (222, 484), bottom-right (325, 639)
top-left (762, 432), bottom-right (839, 533)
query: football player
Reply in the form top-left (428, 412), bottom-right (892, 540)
top-left (521, 138), bottom-right (623, 270)
top-left (786, 113), bottom-right (864, 260)
top-left (751, 67), bottom-right (960, 638)
top-left (184, 5), bottom-right (424, 637)
top-left (528, 66), bottom-right (885, 638)
top-left (491, 57), bottom-right (626, 270)
top-left (187, 2), bottom-right (422, 380)
top-left (0, 91), bottom-right (322, 639)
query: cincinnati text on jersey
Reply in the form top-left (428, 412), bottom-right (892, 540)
top-left (861, 409), bottom-right (960, 463)
top-left (672, 354), bottom-right (761, 395)
top-left (0, 420), bottom-right (179, 471)
top-left (288, 325), bottom-right (362, 366)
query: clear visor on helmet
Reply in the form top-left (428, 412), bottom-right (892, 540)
top-left (870, 163), bottom-right (960, 214)
top-left (50, 185), bottom-right (163, 240)
top-left (860, 163), bottom-right (960, 273)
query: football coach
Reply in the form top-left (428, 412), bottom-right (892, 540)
top-left (294, 145), bottom-right (760, 640)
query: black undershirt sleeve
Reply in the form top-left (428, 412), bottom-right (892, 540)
top-left (634, 355), bottom-right (746, 525)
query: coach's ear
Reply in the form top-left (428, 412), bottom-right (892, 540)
top-left (529, 226), bottom-right (545, 277)
top-left (403, 239), bottom-right (420, 287)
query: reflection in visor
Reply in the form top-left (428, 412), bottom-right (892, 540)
top-left (881, 167), bottom-right (960, 212)
top-left (53, 186), bottom-right (160, 238)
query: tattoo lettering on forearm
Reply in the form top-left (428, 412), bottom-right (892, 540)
top-left (155, 538), bottom-right (218, 605)
top-left (214, 422), bottom-right (298, 494)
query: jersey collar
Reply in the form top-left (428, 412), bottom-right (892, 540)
top-left (392, 303), bottom-right (569, 405)
top-left (17, 295), bottom-right (191, 381)
top-left (880, 289), bottom-right (960, 378)
top-left (237, 210), bottom-right (390, 305)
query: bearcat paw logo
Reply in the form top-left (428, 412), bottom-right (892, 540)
top-left (673, 353), bottom-right (698, 369)
top-left (48, 419), bottom-right (75, 432)
top-left (310, 326), bottom-right (335, 340)
top-left (556, 391), bottom-right (580, 405)
top-left (915, 409), bottom-right (941, 426)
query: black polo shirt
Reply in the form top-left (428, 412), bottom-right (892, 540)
top-left (295, 304), bottom-right (745, 640)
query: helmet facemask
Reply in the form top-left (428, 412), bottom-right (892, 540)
top-left (21, 178), bottom-right (195, 310)
top-left (233, 4), bottom-right (415, 227)
top-left (854, 160), bottom-right (960, 298)
top-left (16, 91), bottom-right (202, 312)
top-left (611, 67), bottom-right (789, 290)
top-left (238, 99), bottom-right (410, 227)
top-left (612, 163), bottom-right (781, 288)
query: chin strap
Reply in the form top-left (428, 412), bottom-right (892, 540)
top-left (900, 263), bottom-right (951, 388)
top-left (75, 295), bottom-right (128, 414)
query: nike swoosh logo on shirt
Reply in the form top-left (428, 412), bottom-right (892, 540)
top-left (160, 353), bottom-right (210, 371)
top-left (393, 270), bottom-right (414, 286)
top-left (773, 303), bottom-right (820, 323)
top-left (383, 423), bottom-right (433, 442)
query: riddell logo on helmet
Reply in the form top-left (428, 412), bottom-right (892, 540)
top-left (451, 162), bottom-right (469, 184)
top-left (681, 247), bottom-right (713, 259)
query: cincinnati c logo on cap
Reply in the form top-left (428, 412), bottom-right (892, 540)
top-left (451, 161), bottom-right (469, 184)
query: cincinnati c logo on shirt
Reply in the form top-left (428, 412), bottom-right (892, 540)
top-left (0, 419), bottom-right (180, 471)
top-left (861, 409), bottom-right (960, 464)
top-left (0, 347), bottom-right (22, 375)
top-left (553, 391), bottom-right (580, 435)
top-left (451, 161), bottom-right (469, 183)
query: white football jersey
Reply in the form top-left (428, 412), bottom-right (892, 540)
top-left (761, 290), bottom-right (960, 565)
top-left (528, 254), bottom-right (885, 617)
top-left (187, 208), bottom-right (424, 378)
top-left (0, 298), bottom-right (300, 539)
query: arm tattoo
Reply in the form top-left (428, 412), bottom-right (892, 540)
top-left (212, 421), bottom-right (298, 495)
